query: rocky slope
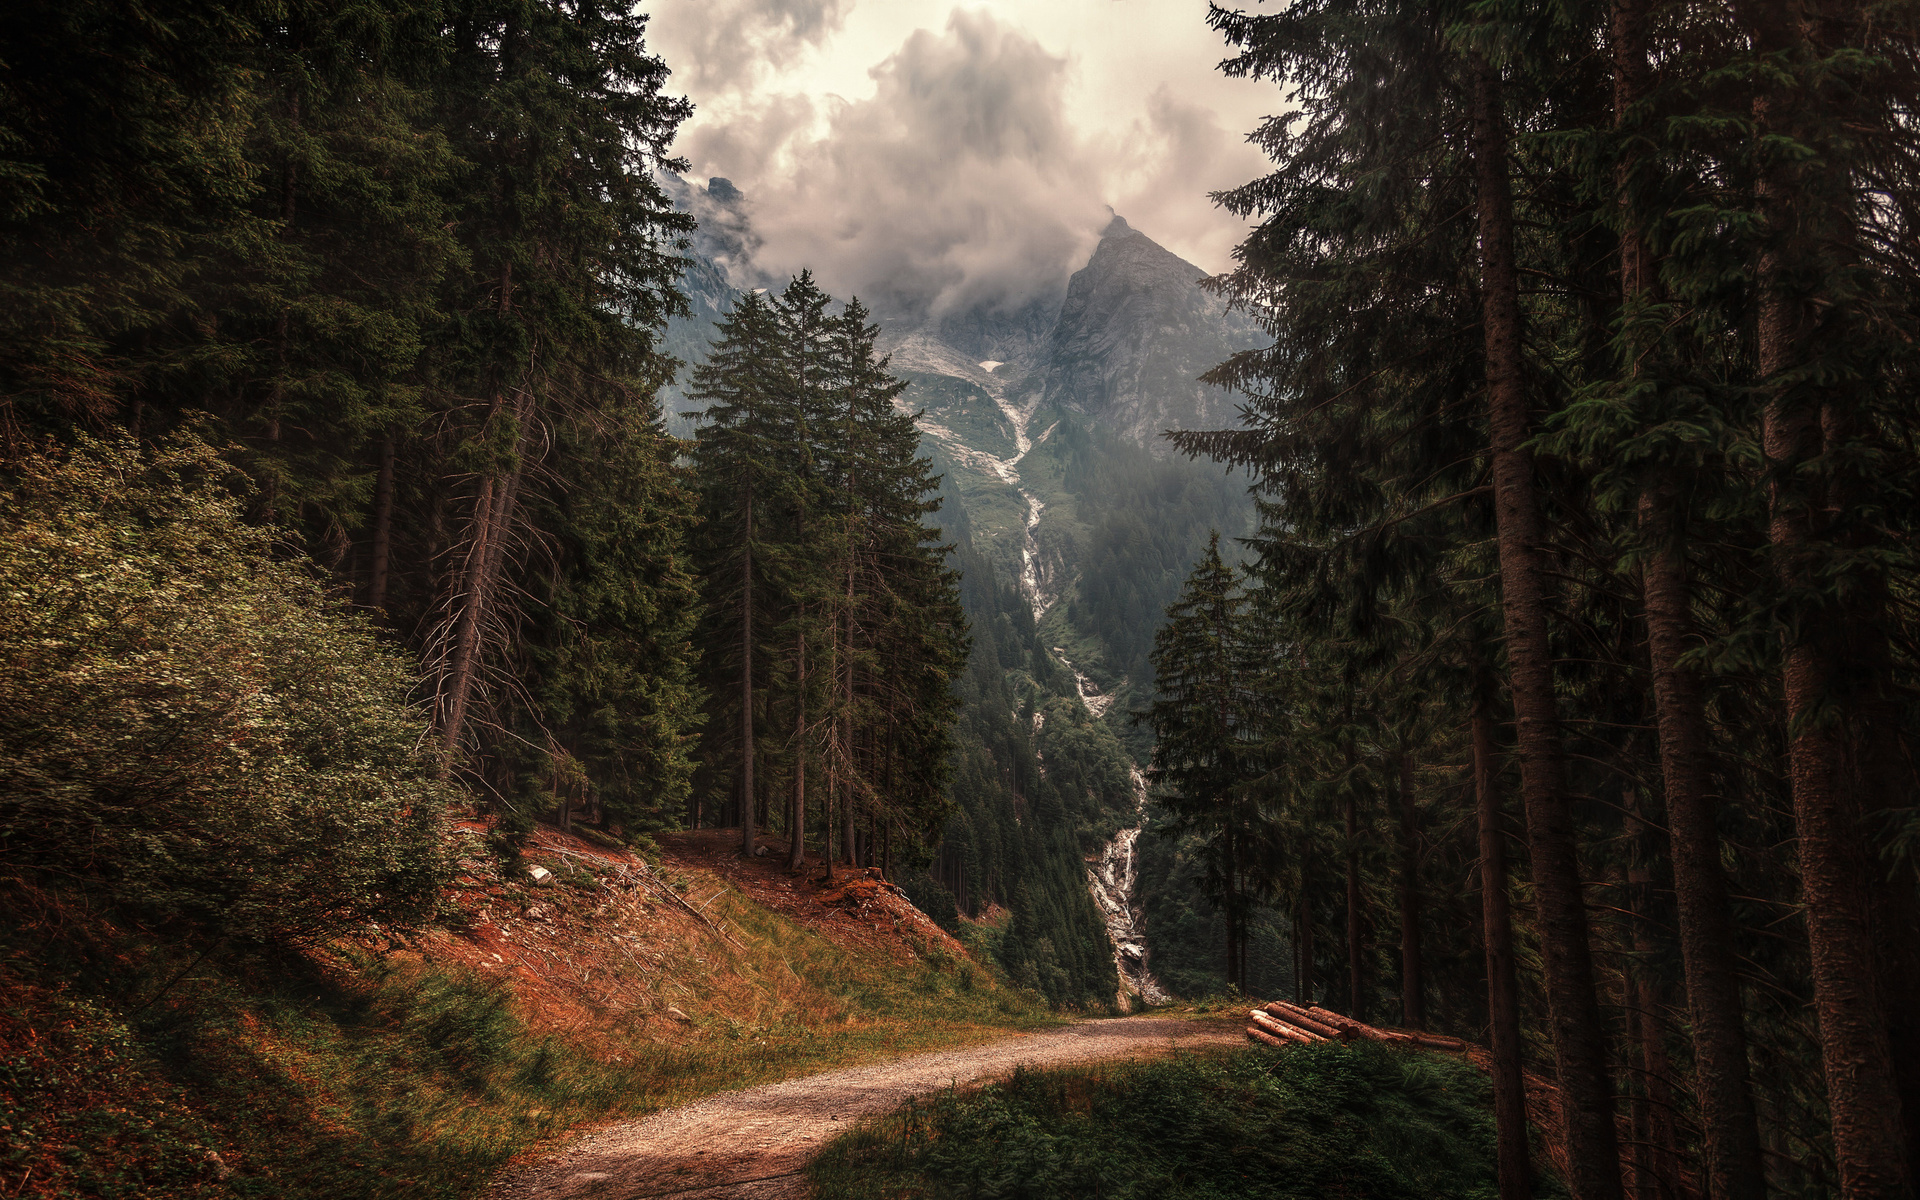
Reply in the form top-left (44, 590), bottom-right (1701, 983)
top-left (1039, 215), bottom-right (1260, 450)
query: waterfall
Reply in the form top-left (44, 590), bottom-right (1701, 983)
top-left (1058, 652), bottom-right (1167, 1009)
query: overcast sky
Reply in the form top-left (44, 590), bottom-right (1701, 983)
top-left (642, 0), bottom-right (1279, 319)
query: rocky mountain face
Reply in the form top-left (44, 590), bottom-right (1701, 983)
top-left (1039, 216), bottom-right (1259, 450)
top-left (879, 216), bottom-right (1258, 657)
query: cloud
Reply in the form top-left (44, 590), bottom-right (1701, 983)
top-left (661, 7), bottom-right (1270, 319)
top-left (678, 91), bottom-right (817, 195)
top-left (650, 0), bottom-right (850, 94)
top-left (1100, 86), bottom-right (1263, 280)
top-left (709, 11), bottom-right (1111, 320)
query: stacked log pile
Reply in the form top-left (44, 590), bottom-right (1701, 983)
top-left (1244, 1001), bottom-right (1470, 1055)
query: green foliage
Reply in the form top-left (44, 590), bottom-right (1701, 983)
top-left (0, 435), bottom-right (452, 942)
top-left (2, 0), bottom-right (706, 844)
top-left (927, 536), bottom-right (1123, 1009)
top-left (1135, 815), bottom-right (1295, 1000)
top-left (0, 0), bottom-right (264, 430)
top-left (685, 282), bottom-right (968, 861)
top-left (516, 397), bottom-right (704, 839)
top-left (1049, 423), bottom-right (1253, 700)
top-left (811, 1042), bottom-right (1558, 1200)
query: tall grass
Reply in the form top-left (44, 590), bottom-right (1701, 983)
top-left (809, 1041), bottom-right (1570, 1200)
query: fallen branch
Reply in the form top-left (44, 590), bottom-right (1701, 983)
top-left (638, 871), bottom-right (743, 951)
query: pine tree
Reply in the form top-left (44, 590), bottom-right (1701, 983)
top-left (1142, 533), bottom-right (1256, 989)
top-left (689, 291), bottom-right (788, 855)
top-left (770, 271), bottom-right (835, 869)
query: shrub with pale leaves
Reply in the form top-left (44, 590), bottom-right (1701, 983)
top-left (0, 435), bottom-right (453, 942)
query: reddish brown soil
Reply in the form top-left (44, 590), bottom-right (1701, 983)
top-left (656, 829), bottom-right (969, 966)
top-left (401, 822), bottom-right (976, 1055)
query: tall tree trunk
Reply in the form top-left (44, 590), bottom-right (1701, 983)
top-left (822, 742), bottom-right (835, 884)
top-left (1469, 50), bottom-right (1623, 1200)
top-left (1856, 646), bottom-right (1920, 1180)
top-left (367, 429), bottom-right (396, 611)
top-left (841, 561), bottom-right (857, 869)
top-left (1622, 801), bottom-right (1683, 1200)
top-left (1346, 786), bottom-right (1362, 1017)
top-left (1343, 722), bottom-right (1364, 1018)
top-left (1398, 748), bottom-right (1424, 1029)
top-left (1828, 400), bottom-right (1920, 1179)
top-left (740, 488), bottom-right (756, 858)
top-left (1298, 863), bottom-right (1315, 1006)
top-left (1742, 7), bottom-right (1909, 1189)
top-left (1225, 825), bottom-right (1241, 991)
top-left (1475, 691), bottom-right (1533, 1200)
top-left (1640, 480), bottom-right (1767, 1200)
top-left (442, 396), bottom-right (527, 755)
top-left (789, 614), bottom-right (807, 870)
top-left (440, 262), bottom-right (521, 757)
top-left (1761, 270), bottom-right (1908, 1200)
top-left (1612, 2), bottom-right (1767, 1185)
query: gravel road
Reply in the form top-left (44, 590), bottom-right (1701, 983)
top-left (486, 1015), bottom-right (1243, 1200)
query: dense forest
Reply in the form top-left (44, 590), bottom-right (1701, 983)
top-left (0, 1), bottom-right (977, 947)
top-left (0, 0), bottom-right (1141, 1011)
top-left (1134, 3), bottom-right (1920, 1200)
top-left (12, 0), bottom-right (1920, 1196)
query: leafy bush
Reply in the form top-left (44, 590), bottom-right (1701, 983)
top-left (812, 1041), bottom-right (1561, 1200)
top-left (0, 435), bottom-right (453, 942)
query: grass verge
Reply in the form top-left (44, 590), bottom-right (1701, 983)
top-left (0, 878), bottom-right (1054, 1200)
top-left (808, 1040), bottom-right (1570, 1200)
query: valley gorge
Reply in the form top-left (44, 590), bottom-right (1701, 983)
top-left (663, 183), bottom-right (1260, 1003)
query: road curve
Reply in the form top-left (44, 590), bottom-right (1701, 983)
top-left (486, 1015), bottom-right (1243, 1200)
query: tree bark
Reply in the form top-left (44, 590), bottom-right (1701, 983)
top-left (1855, 637), bottom-right (1920, 1182)
top-left (841, 563), bottom-right (857, 869)
top-left (1639, 480), bottom-right (1767, 1200)
top-left (1225, 825), bottom-right (1241, 992)
top-left (440, 262), bottom-right (521, 757)
top-left (1612, 0), bottom-right (1768, 1190)
top-left (1297, 865), bottom-right (1315, 1007)
top-left (1469, 51), bottom-right (1623, 1200)
top-left (1828, 390), bottom-right (1920, 1181)
top-left (367, 429), bottom-right (396, 612)
top-left (1398, 748), bottom-right (1424, 1029)
top-left (1346, 784), bottom-right (1363, 1018)
top-left (1742, 5), bottom-right (1910, 1188)
top-left (1622, 802), bottom-right (1683, 1200)
top-left (1475, 691), bottom-right (1533, 1200)
top-left (1761, 275), bottom-right (1909, 1200)
top-left (740, 485), bottom-right (756, 858)
top-left (788, 614), bottom-right (806, 870)
top-left (442, 395), bottom-right (527, 756)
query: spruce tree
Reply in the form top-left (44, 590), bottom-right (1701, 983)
top-left (1142, 533), bottom-right (1256, 989)
top-left (688, 291), bottom-right (787, 855)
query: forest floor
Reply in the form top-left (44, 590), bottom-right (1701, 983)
top-left (484, 1014), bottom-right (1244, 1200)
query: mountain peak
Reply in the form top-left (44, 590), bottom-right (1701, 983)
top-left (1101, 213), bottom-right (1136, 239)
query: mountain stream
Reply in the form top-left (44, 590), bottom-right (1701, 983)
top-left (1060, 655), bottom-right (1168, 1010)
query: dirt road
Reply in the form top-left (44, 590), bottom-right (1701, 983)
top-left (486, 1015), bottom-right (1243, 1200)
